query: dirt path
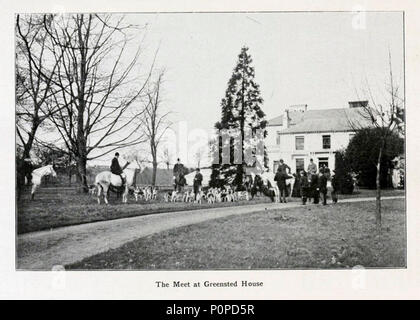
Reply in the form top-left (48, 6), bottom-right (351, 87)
top-left (17, 196), bottom-right (404, 270)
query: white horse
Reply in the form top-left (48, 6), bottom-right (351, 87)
top-left (30, 165), bottom-right (57, 200)
top-left (95, 165), bottom-right (136, 205)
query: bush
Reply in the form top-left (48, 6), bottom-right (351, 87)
top-left (344, 128), bottom-right (404, 189)
top-left (334, 151), bottom-right (354, 194)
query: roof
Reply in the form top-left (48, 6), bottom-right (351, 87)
top-left (269, 107), bottom-right (370, 134)
top-left (267, 111), bottom-right (305, 127)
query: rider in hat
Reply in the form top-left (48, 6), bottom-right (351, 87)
top-left (110, 152), bottom-right (126, 185)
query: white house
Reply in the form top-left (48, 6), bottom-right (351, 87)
top-left (266, 101), bottom-right (369, 174)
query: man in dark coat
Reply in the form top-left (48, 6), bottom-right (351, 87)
top-left (110, 152), bottom-right (125, 184)
top-left (274, 169), bottom-right (292, 203)
top-left (319, 170), bottom-right (328, 205)
top-left (300, 171), bottom-right (309, 205)
top-left (193, 168), bottom-right (203, 200)
top-left (173, 158), bottom-right (186, 192)
top-left (292, 171), bottom-right (301, 197)
top-left (331, 170), bottom-right (339, 203)
top-left (310, 173), bottom-right (320, 204)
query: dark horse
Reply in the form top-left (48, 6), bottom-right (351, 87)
top-left (249, 174), bottom-right (275, 202)
top-left (174, 173), bottom-right (186, 193)
top-left (16, 158), bottom-right (35, 201)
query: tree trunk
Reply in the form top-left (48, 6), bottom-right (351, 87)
top-left (68, 154), bottom-right (72, 186)
top-left (152, 161), bottom-right (158, 186)
top-left (237, 68), bottom-right (246, 187)
top-left (76, 155), bottom-right (88, 193)
top-left (375, 146), bottom-right (383, 229)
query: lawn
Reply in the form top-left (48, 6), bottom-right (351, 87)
top-left (17, 186), bottom-right (404, 234)
top-left (67, 199), bottom-right (406, 270)
top-left (17, 187), bottom-right (269, 234)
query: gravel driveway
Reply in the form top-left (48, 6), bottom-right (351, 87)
top-left (16, 196), bottom-right (404, 270)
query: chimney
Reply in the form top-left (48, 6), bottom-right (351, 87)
top-left (283, 109), bottom-right (290, 128)
top-left (348, 100), bottom-right (368, 108)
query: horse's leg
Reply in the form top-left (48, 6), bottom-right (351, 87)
top-left (122, 186), bottom-right (128, 203)
top-left (103, 185), bottom-right (109, 205)
top-left (289, 181), bottom-right (294, 201)
top-left (31, 184), bottom-right (38, 200)
top-left (97, 184), bottom-right (102, 204)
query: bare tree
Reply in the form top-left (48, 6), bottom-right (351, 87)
top-left (15, 15), bottom-right (64, 160)
top-left (348, 53), bottom-right (404, 229)
top-left (138, 71), bottom-right (172, 186)
top-left (37, 14), bottom-right (153, 191)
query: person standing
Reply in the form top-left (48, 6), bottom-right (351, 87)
top-left (331, 170), bottom-right (339, 203)
top-left (173, 158), bottom-right (186, 192)
top-left (276, 159), bottom-right (292, 203)
top-left (300, 170), bottom-right (309, 205)
top-left (292, 171), bottom-right (301, 198)
top-left (319, 169), bottom-right (328, 205)
top-left (307, 158), bottom-right (317, 180)
top-left (193, 168), bottom-right (203, 200)
top-left (310, 173), bottom-right (320, 204)
top-left (274, 170), bottom-right (287, 203)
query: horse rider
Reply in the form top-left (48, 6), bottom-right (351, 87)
top-left (110, 152), bottom-right (126, 185)
top-left (307, 158), bottom-right (317, 181)
top-left (277, 159), bottom-right (291, 177)
top-left (173, 158), bottom-right (186, 192)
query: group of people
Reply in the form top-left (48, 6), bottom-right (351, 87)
top-left (110, 152), bottom-right (339, 206)
top-left (274, 158), bottom-right (338, 205)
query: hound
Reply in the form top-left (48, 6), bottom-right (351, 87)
top-left (194, 190), bottom-right (205, 204)
top-left (88, 184), bottom-right (97, 196)
top-left (133, 186), bottom-right (144, 202)
top-left (235, 191), bottom-right (250, 201)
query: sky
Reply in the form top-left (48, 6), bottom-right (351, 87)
top-left (25, 12), bottom-right (403, 167)
top-left (128, 12), bottom-right (403, 127)
top-left (111, 11), bottom-right (403, 167)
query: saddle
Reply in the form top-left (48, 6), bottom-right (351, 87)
top-left (110, 173), bottom-right (126, 189)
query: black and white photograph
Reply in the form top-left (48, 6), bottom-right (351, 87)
top-left (13, 9), bottom-right (407, 273)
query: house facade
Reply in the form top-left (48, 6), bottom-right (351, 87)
top-left (266, 101), bottom-right (369, 174)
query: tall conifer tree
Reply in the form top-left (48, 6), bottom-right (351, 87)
top-left (210, 47), bottom-right (267, 188)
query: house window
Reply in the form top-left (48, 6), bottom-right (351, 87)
top-left (276, 132), bottom-right (281, 145)
top-left (296, 158), bottom-right (305, 172)
top-left (273, 161), bottom-right (280, 173)
top-left (322, 135), bottom-right (331, 149)
top-left (318, 157), bottom-right (329, 170)
top-left (295, 136), bottom-right (304, 150)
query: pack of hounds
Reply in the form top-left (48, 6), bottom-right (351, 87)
top-left (88, 184), bottom-right (249, 204)
top-left (163, 186), bottom-right (249, 204)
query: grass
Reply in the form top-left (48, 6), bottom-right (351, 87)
top-left (17, 186), bottom-right (405, 234)
top-left (17, 187), bottom-right (269, 234)
top-left (67, 199), bottom-right (406, 270)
